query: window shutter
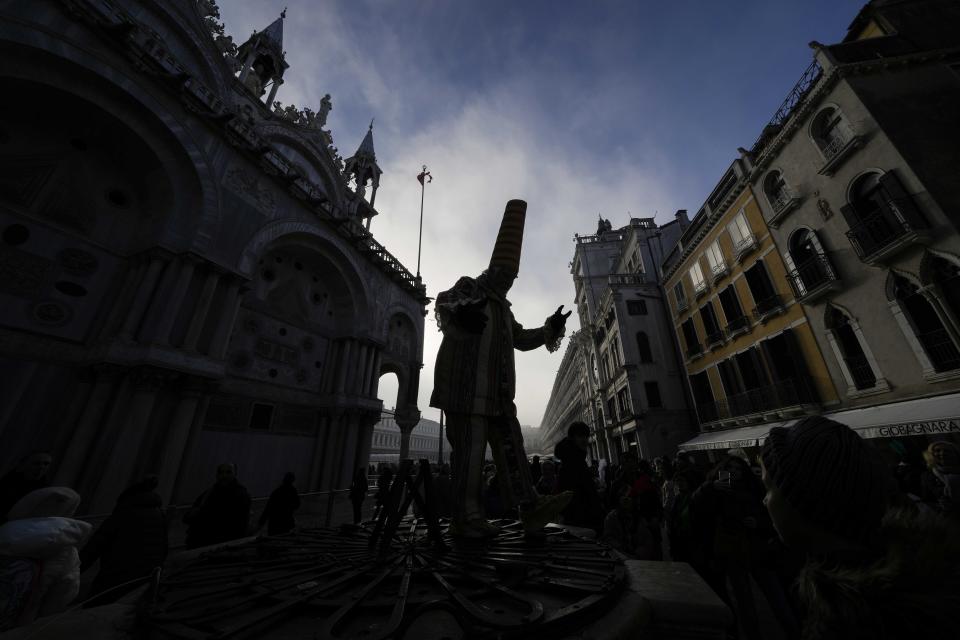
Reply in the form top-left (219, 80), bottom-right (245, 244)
top-left (879, 171), bottom-right (925, 227)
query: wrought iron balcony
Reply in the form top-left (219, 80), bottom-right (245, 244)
top-left (710, 262), bottom-right (729, 283)
top-left (818, 130), bottom-right (864, 176)
top-left (697, 378), bottom-right (818, 423)
top-left (767, 188), bottom-right (802, 227)
top-left (693, 281), bottom-right (709, 299)
top-left (732, 235), bottom-right (758, 262)
top-left (705, 329), bottom-right (725, 349)
top-left (845, 202), bottom-right (928, 263)
top-left (608, 273), bottom-right (646, 286)
top-left (787, 255), bottom-right (840, 303)
top-left (725, 315), bottom-right (751, 338)
top-left (676, 297), bottom-right (689, 313)
top-left (752, 294), bottom-right (785, 322)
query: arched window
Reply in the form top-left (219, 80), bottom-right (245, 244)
top-left (888, 273), bottom-right (960, 373)
top-left (785, 228), bottom-right (837, 300)
top-left (842, 170), bottom-right (927, 261)
top-left (825, 305), bottom-right (879, 391)
top-left (636, 332), bottom-right (653, 363)
top-left (810, 106), bottom-right (854, 160)
top-left (763, 170), bottom-right (794, 213)
top-left (921, 253), bottom-right (960, 324)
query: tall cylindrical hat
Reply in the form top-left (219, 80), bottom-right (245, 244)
top-left (489, 199), bottom-right (527, 275)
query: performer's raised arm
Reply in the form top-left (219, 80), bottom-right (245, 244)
top-left (513, 305), bottom-right (571, 352)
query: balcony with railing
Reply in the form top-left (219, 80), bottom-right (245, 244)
top-left (725, 315), bottom-right (751, 339)
top-left (676, 297), bottom-right (689, 313)
top-left (609, 273), bottom-right (646, 286)
top-left (693, 281), bottom-right (709, 299)
top-left (752, 293), bottom-right (786, 323)
top-left (705, 329), bottom-right (725, 350)
top-left (845, 200), bottom-right (929, 264)
top-left (817, 129), bottom-right (864, 176)
top-left (787, 254), bottom-right (841, 303)
top-left (767, 187), bottom-right (802, 228)
top-left (686, 342), bottom-right (704, 360)
top-left (697, 378), bottom-right (818, 425)
top-left (710, 261), bottom-right (729, 283)
top-left (732, 235), bottom-right (758, 263)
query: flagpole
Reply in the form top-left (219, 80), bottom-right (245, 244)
top-left (416, 164), bottom-right (426, 279)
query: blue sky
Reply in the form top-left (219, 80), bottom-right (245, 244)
top-left (221, 0), bottom-right (865, 427)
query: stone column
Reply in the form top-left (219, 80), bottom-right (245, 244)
top-left (267, 77), bottom-right (283, 104)
top-left (156, 386), bottom-right (204, 504)
top-left (89, 369), bottom-right (165, 513)
top-left (308, 416), bottom-right (331, 491)
top-left (140, 256), bottom-right (186, 342)
top-left (99, 259), bottom-right (145, 340)
top-left (183, 270), bottom-right (221, 351)
top-left (367, 350), bottom-right (382, 397)
top-left (155, 258), bottom-right (197, 345)
top-left (319, 342), bottom-right (339, 394)
top-left (355, 344), bottom-right (370, 397)
top-left (395, 412), bottom-right (420, 462)
top-left (335, 340), bottom-right (353, 394)
top-left (209, 279), bottom-right (243, 358)
top-left (320, 411), bottom-right (344, 489)
top-left (354, 412), bottom-right (378, 473)
top-left (172, 392), bottom-right (213, 504)
top-left (338, 411), bottom-right (360, 487)
top-left (360, 346), bottom-right (376, 397)
top-left (119, 256), bottom-right (166, 341)
top-left (54, 366), bottom-right (121, 487)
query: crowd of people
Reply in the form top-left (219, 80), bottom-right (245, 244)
top-left (0, 459), bottom-right (311, 631)
top-left (531, 419), bottom-right (960, 640)
top-left (1, 417), bottom-right (959, 637)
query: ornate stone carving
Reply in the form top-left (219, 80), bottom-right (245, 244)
top-left (224, 166), bottom-right (277, 215)
top-left (30, 299), bottom-right (72, 326)
top-left (57, 248), bottom-right (99, 276)
top-left (0, 248), bottom-right (52, 297)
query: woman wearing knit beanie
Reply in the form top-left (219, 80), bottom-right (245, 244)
top-left (760, 416), bottom-right (960, 639)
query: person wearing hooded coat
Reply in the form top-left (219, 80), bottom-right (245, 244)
top-left (761, 416), bottom-right (960, 639)
top-left (183, 463), bottom-right (251, 549)
top-left (554, 422), bottom-right (602, 532)
top-left (79, 476), bottom-right (168, 606)
top-left (0, 487), bottom-right (91, 629)
top-left (259, 472), bottom-right (300, 535)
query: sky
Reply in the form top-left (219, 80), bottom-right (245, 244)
top-left (219, 0), bottom-right (865, 427)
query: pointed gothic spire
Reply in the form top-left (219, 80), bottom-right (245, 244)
top-left (261, 9), bottom-right (285, 51)
top-left (355, 120), bottom-right (376, 158)
top-left (344, 119), bottom-right (383, 205)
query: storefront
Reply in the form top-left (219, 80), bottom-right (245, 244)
top-left (677, 392), bottom-right (960, 467)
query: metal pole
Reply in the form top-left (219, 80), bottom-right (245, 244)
top-left (438, 410), bottom-right (444, 464)
top-left (416, 165), bottom-right (426, 278)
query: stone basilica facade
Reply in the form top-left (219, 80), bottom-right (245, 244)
top-left (0, 0), bottom-right (428, 512)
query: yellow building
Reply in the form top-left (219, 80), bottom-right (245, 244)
top-left (661, 157), bottom-right (838, 454)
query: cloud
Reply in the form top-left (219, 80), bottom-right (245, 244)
top-left (219, 0), bottom-right (682, 427)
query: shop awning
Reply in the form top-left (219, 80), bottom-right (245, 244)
top-left (823, 392), bottom-right (960, 439)
top-left (677, 421), bottom-right (793, 452)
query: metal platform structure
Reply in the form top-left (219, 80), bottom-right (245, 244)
top-left (147, 463), bottom-right (626, 640)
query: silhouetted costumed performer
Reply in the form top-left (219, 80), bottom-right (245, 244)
top-left (431, 199), bottom-right (572, 538)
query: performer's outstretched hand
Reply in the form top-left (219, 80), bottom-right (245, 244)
top-left (548, 305), bottom-right (573, 332)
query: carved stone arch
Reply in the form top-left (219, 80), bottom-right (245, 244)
top-left (919, 248), bottom-right (960, 285)
top-left (845, 168), bottom-right (886, 205)
top-left (0, 60), bottom-right (220, 257)
top-left (141, 0), bottom-right (233, 99)
top-left (238, 220), bottom-right (372, 330)
top-left (823, 302), bottom-right (857, 329)
top-left (884, 268), bottom-right (922, 301)
top-left (260, 128), bottom-right (346, 204)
